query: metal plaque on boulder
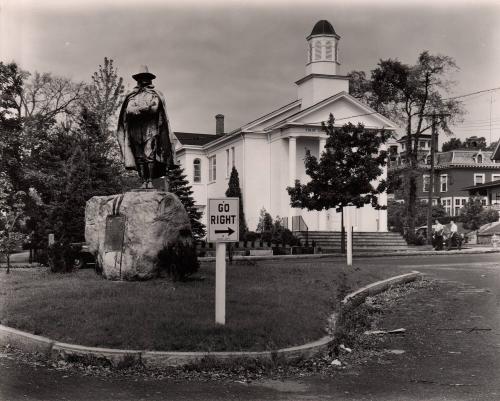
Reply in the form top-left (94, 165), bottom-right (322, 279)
top-left (104, 215), bottom-right (126, 251)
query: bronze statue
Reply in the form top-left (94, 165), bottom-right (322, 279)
top-left (117, 66), bottom-right (176, 189)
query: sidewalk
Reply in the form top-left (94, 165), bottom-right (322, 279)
top-left (2, 246), bottom-right (500, 268)
top-left (198, 245), bottom-right (500, 262)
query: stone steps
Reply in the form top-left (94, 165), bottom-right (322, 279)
top-left (296, 231), bottom-right (411, 252)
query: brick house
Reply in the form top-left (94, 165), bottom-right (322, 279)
top-left (390, 149), bottom-right (500, 216)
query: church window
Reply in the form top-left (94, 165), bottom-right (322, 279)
top-left (209, 156), bottom-right (216, 182)
top-left (334, 42), bottom-right (338, 62)
top-left (193, 158), bottom-right (201, 182)
top-left (308, 42), bottom-right (313, 63)
top-left (325, 41), bottom-right (333, 60)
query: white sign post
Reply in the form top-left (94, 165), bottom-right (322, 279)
top-left (208, 198), bottom-right (240, 325)
top-left (345, 205), bottom-right (355, 266)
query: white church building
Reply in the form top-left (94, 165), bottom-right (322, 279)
top-left (174, 20), bottom-right (398, 233)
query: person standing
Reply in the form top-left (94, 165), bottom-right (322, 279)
top-left (433, 219), bottom-right (444, 250)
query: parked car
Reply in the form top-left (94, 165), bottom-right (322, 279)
top-left (71, 242), bottom-right (95, 269)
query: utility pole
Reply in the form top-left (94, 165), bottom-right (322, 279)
top-left (425, 113), bottom-right (450, 245)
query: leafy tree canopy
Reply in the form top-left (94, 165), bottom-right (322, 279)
top-left (348, 51), bottom-right (464, 239)
top-left (287, 114), bottom-right (390, 211)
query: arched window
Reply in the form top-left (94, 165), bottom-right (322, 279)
top-left (477, 154), bottom-right (483, 164)
top-left (325, 41), bottom-right (333, 60)
top-left (426, 155), bottom-right (432, 165)
top-left (193, 158), bottom-right (201, 183)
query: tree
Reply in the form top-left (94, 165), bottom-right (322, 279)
top-left (0, 174), bottom-right (28, 273)
top-left (0, 62), bottom-right (27, 192)
top-left (349, 51), bottom-right (464, 241)
top-left (225, 167), bottom-right (248, 239)
top-left (256, 207), bottom-right (273, 233)
top-left (442, 137), bottom-right (463, 152)
top-left (287, 114), bottom-right (390, 251)
top-left (387, 199), bottom-right (447, 235)
top-left (166, 164), bottom-right (206, 240)
top-left (24, 108), bottom-right (123, 254)
top-left (464, 136), bottom-right (487, 150)
top-left (84, 58), bottom-right (124, 134)
top-left (461, 198), bottom-right (499, 230)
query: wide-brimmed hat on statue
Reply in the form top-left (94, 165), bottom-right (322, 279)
top-left (132, 65), bottom-right (156, 81)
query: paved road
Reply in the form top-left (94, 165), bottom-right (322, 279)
top-left (1, 253), bottom-right (500, 400)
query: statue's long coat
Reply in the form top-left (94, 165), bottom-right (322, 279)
top-left (116, 85), bottom-right (176, 170)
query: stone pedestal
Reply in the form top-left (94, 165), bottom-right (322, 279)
top-left (85, 191), bottom-right (191, 280)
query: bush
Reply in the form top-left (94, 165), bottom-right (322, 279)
top-left (245, 231), bottom-right (258, 242)
top-left (158, 241), bottom-right (199, 281)
top-left (280, 229), bottom-right (299, 246)
top-left (388, 200), bottom-right (449, 238)
top-left (461, 198), bottom-right (500, 230)
top-left (47, 242), bottom-right (82, 273)
top-left (261, 230), bottom-right (273, 243)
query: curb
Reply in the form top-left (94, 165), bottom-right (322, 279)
top-left (342, 270), bottom-right (421, 308)
top-left (0, 271), bottom-right (422, 368)
top-left (198, 248), bottom-right (500, 262)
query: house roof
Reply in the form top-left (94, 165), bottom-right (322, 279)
top-left (463, 179), bottom-right (500, 191)
top-left (437, 150), bottom-right (496, 166)
top-left (491, 140), bottom-right (500, 161)
top-left (397, 133), bottom-right (432, 143)
top-left (174, 132), bottom-right (222, 146)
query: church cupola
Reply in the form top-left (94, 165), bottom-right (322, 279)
top-left (296, 20), bottom-right (349, 109)
top-left (306, 20), bottom-right (340, 75)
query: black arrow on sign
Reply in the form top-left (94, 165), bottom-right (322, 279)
top-left (215, 227), bottom-right (235, 236)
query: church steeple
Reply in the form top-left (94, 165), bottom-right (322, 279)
top-left (306, 20), bottom-right (340, 75)
top-left (296, 20), bottom-right (349, 109)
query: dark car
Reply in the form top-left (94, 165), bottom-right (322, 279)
top-left (71, 243), bottom-right (96, 269)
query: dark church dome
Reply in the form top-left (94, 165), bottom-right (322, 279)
top-left (310, 20), bottom-right (337, 36)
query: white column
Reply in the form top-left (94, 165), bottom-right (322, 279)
top-left (318, 137), bottom-right (328, 230)
top-left (345, 205), bottom-right (354, 266)
top-left (289, 137), bottom-right (297, 226)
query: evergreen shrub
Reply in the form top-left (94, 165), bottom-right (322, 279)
top-left (158, 241), bottom-right (199, 281)
top-left (47, 242), bottom-right (82, 273)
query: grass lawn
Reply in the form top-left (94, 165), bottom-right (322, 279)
top-left (0, 259), bottom-right (402, 352)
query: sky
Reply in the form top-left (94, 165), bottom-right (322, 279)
top-left (2, 0), bottom-right (500, 145)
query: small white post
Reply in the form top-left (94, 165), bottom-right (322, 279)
top-left (215, 242), bottom-right (227, 325)
top-left (345, 205), bottom-right (354, 266)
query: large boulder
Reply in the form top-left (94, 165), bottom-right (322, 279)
top-left (85, 190), bottom-right (192, 280)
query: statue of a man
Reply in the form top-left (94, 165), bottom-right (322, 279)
top-left (117, 66), bottom-right (176, 189)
